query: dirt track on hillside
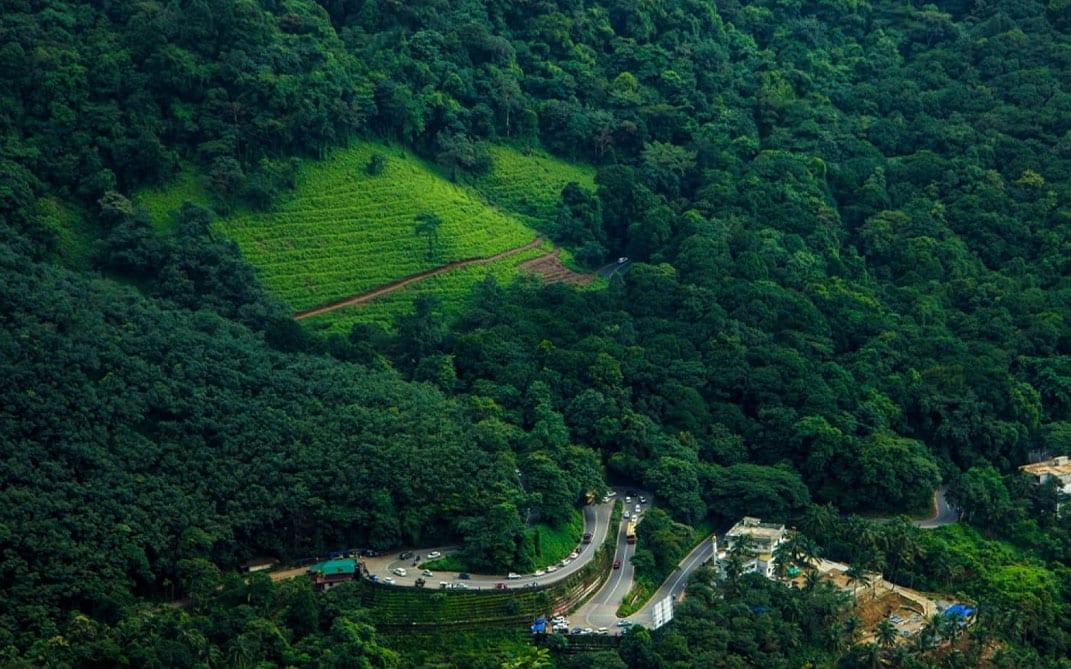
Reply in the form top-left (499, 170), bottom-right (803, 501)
top-left (293, 237), bottom-right (548, 319)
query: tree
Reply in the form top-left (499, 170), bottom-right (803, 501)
top-left (366, 153), bottom-right (387, 176)
top-left (876, 617), bottom-right (897, 649)
top-left (413, 212), bottom-right (443, 260)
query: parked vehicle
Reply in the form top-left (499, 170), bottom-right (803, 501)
top-left (597, 627), bottom-right (608, 635)
top-left (582, 533), bottom-right (592, 544)
top-left (635, 504), bottom-right (641, 513)
top-left (426, 551), bottom-right (442, 559)
top-left (625, 496), bottom-right (631, 503)
top-left (618, 257), bottom-right (628, 264)
top-left (617, 620), bottom-right (632, 627)
top-left (534, 569), bottom-right (546, 577)
top-left (613, 559), bottom-right (621, 569)
top-left (546, 565), bottom-right (558, 572)
top-left (639, 496), bottom-right (647, 503)
top-left (382, 577), bottom-right (396, 585)
top-left (392, 567), bottom-right (407, 576)
top-left (494, 583), bottom-right (508, 590)
top-left (422, 569), bottom-right (434, 577)
top-left (507, 572), bottom-right (520, 579)
top-left (623, 511), bottom-right (630, 519)
top-left (399, 551), bottom-right (413, 560)
top-left (458, 572), bottom-right (471, 579)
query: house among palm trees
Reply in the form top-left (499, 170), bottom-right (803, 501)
top-left (718, 517), bottom-right (787, 579)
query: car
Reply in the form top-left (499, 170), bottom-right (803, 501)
top-left (392, 567), bottom-right (407, 576)
top-left (613, 559), bottom-right (621, 569)
top-left (457, 572), bottom-right (471, 580)
top-left (546, 565), bottom-right (558, 572)
top-left (582, 628), bottom-right (593, 635)
top-left (571, 628), bottom-right (583, 635)
top-left (569, 551), bottom-right (579, 559)
top-left (422, 569), bottom-right (434, 577)
top-left (399, 551), bottom-right (413, 560)
top-left (507, 572), bottom-right (521, 579)
top-left (552, 615), bottom-right (566, 623)
top-left (494, 583), bottom-right (508, 590)
top-left (426, 551), bottom-right (442, 559)
top-left (623, 511), bottom-right (630, 519)
top-left (534, 569), bottom-right (546, 577)
top-left (439, 581), bottom-right (448, 588)
top-left (627, 490), bottom-right (638, 497)
top-left (607, 491), bottom-right (617, 497)
top-left (625, 496), bottom-right (631, 503)
top-left (618, 257), bottom-right (628, 264)
top-left (597, 627), bottom-right (609, 635)
top-left (617, 620), bottom-right (632, 627)
top-left (382, 577), bottom-right (396, 585)
top-left (368, 575), bottom-right (379, 583)
top-left (639, 496), bottom-right (647, 503)
top-left (634, 504), bottom-right (641, 513)
top-left (582, 533), bottom-right (593, 544)
top-left (561, 558), bottom-right (571, 567)
top-left (602, 496), bottom-right (610, 503)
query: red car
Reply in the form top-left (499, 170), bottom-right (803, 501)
top-left (613, 559), bottom-right (621, 570)
top-left (494, 583), bottom-right (509, 590)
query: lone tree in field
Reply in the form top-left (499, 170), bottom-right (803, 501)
top-left (414, 213), bottom-right (442, 260)
top-left (366, 152), bottom-right (386, 175)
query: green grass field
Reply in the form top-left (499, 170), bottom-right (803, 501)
top-left (300, 242), bottom-right (550, 336)
top-left (137, 142), bottom-right (597, 324)
top-left (474, 145), bottom-right (596, 230)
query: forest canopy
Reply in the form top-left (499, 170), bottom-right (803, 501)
top-left (2, 0), bottom-right (1071, 666)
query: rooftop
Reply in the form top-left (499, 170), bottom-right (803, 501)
top-left (1021, 455), bottom-right (1071, 477)
top-left (726, 516), bottom-right (785, 541)
top-left (309, 559), bottom-right (356, 576)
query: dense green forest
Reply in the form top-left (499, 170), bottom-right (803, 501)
top-left (3, 0), bottom-right (1071, 666)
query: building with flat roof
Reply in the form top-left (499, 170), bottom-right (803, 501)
top-left (717, 517), bottom-right (787, 579)
top-left (1021, 455), bottom-right (1071, 511)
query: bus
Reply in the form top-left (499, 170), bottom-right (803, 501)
top-left (626, 519), bottom-right (638, 544)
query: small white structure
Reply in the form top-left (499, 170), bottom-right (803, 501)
top-left (651, 595), bottom-right (674, 629)
top-left (717, 517), bottom-right (786, 579)
top-left (1021, 456), bottom-right (1071, 512)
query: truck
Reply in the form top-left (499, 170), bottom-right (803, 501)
top-left (626, 519), bottom-right (638, 544)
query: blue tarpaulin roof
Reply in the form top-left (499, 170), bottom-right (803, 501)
top-left (944, 604), bottom-right (975, 619)
top-left (530, 616), bottom-right (547, 633)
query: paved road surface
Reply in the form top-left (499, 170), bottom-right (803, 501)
top-left (361, 490), bottom-right (626, 590)
top-left (915, 486), bottom-right (959, 529)
top-left (596, 259), bottom-right (631, 280)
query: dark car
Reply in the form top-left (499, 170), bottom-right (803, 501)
top-left (627, 490), bottom-right (638, 497)
top-left (457, 572), bottom-right (471, 580)
top-left (613, 559), bottom-right (621, 569)
top-left (582, 533), bottom-right (592, 544)
top-left (399, 551), bottom-right (413, 560)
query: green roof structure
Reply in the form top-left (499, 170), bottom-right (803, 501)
top-left (309, 559), bottom-right (356, 576)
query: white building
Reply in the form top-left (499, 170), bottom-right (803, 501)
top-left (717, 517), bottom-right (787, 579)
top-left (1021, 456), bottom-right (1071, 511)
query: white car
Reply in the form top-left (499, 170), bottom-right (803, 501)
top-left (617, 620), bottom-right (632, 627)
top-left (582, 628), bottom-right (594, 635)
top-left (507, 572), bottom-right (520, 580)
top-left (382, 577), bottom-right (396, 585)
top-left (597, 627), bottom-right (609, 635)
top-left (639, 496), bottom-right (647, 503)
top-left (569, 551), bottom-right (579, 559)
top-left (618, 257), bottom-right (628, 264)
top-left (546, 565), bottom-right (558, 572)
top-left (561, 558), bottom-right (572, 567)
top-left (422, 569), bottom-right (434, 577)
top-left (607, 491), bottom-right (617, 497)
top-left (534, 569), bottom-right (546, 577)
top-left (623, 511), bottom-right (630, 519)
top-left (635, 504), bottom-right (641, 513)
top-left (392, 567), bottom-right (407, 576)
top-left (625, 496), bottom-right (631, 503)
top-left (426, 551), bottom-right (442, 559)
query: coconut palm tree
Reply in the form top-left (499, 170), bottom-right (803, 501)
top-left (876, 617), bottom-right (898, 649)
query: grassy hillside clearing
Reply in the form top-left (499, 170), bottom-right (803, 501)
top-left (137, 143), bottom-right (598, 324)
top-left (474, 146), bottom-right (597, 229)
